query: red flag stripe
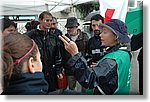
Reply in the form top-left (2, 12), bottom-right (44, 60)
top-left (104, 9), bottom-right (115, 23)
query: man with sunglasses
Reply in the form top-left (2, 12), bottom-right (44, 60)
top-left (50, 17), bottom-right (62, 37)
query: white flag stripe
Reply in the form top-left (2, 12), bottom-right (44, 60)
top-left (99, 0), bottom-right (128, 22)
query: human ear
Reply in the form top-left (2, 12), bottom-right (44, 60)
top-left (115, 35), bottom-right (119, 40)
top-left (28, 57), bottom-right (35, 73)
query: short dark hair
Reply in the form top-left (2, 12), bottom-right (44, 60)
top-left (39, 11), bottom-right (53, 20)
top-left (90, 14), bottom-right (104, 23)
top-left (0, 18), bottom-right (16, 32)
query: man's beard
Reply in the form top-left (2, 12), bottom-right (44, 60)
top-left (94, 30), bottom-right (102, 37)
top-left (50, 28), bottom-right (55, 30)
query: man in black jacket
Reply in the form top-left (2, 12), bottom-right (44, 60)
top-left (87, 14), bottom-right (104, 67)
top-left (50, 17), bottom-right (62, 37)
top-left (25, 11), bottom-right (63, 92)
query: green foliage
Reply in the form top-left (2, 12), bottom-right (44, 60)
top-left (76, 2), bottom-right (99, 19)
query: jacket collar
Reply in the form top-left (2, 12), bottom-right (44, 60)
top-left (66, 29), bottom-right (83, 41)
top-left (2, 72), bottom-right (48, 95)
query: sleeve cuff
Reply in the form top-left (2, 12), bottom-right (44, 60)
top-left (67, 52), bottom-right (82, 67)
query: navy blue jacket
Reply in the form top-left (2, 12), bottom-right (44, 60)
top-left (2, 72), bottom-right (48, 95)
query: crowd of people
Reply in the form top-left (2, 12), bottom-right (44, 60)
top-left (0, 11), bottom-right (142, 95)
